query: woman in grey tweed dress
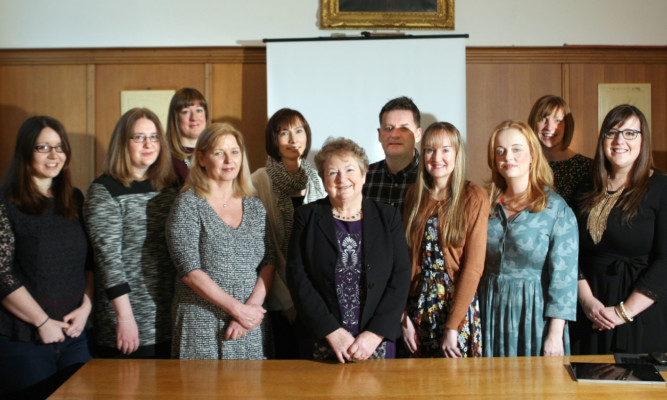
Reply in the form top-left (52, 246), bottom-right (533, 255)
top-left (84, 108), bottom-right (178, 358)
top-left (167, 123), bottom-right (275, 360)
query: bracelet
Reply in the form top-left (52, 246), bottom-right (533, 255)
top-left (618, 301), bottom-right (634, 323)
top-left (36, 316), bottom-right (49, 328)
top-left (614, 305), bottom-right (629, 323)
top-left (117, 319), bottom-right (134, 324)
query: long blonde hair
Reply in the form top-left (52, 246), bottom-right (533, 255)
top-left (404, 122), bottom-right (468, 256)
top-left (183, 122), bottom-right (255, 199)
top-left (487, 120), bottom-right (553, 213)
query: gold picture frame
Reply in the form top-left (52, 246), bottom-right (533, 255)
top-left (321, 0), bottom-right (454, 30)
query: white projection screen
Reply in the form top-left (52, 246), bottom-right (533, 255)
top-left (265, 35), bottom-right (467, 164)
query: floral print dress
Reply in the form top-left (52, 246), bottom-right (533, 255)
top-left (408, 215), bottom-right (482, 357)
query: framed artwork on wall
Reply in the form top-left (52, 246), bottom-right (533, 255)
top-left (321, 0), bottom-right (454, 30)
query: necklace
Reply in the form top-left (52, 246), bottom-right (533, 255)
top-left (332, 209), bottom-right (363, 220)
top-left (587, 187), bottom-right (624, 244)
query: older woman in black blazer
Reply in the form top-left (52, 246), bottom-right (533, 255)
top-left (286, 137), bottom-right (411, 363)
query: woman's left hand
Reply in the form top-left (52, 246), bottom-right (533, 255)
top-left (225, 320), bottom-right (248, 341)
top-left (542, 333), bottom-right (564, 356)
top-left (348, 331), bottom-right (383, 362)
top-left (62, 298), bottom-right (92, 338)
top-left (326, 328), bottom-right (356, 363)
top-left (441, 329), bottom-right (462, 358)
top-left (594, 306), bottom-right (624, 330)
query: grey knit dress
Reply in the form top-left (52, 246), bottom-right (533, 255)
top-left (166, 189), bottom-right (274, 359)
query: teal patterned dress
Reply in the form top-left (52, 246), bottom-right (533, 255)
top-left (480, 190), bottom-right (578, 357)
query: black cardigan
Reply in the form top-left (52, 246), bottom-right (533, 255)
top-left (286, 196), bottom-right (411, 342)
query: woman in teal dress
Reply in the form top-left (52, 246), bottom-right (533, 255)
top-left (480, 120), bottom-right (578, 357)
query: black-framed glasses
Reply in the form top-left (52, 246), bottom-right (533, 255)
top-left (34, 145), bottom-right (64, 153)
top-left (129, 134), bottom-right (160, 143)
top-left (603, 129), bottom-right (641, 140)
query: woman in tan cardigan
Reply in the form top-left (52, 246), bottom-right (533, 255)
top-left (401, 122), bottom-right (489, 357)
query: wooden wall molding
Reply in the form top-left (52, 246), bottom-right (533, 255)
top-left (0, 47), bottom-right (267, 65)
top-left (2, 46), bottom-right (665, 66)
top-left (467, 46), bottom-right (667, 64)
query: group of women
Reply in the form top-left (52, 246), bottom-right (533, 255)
top-left (1, 87), bottom-right (665, 397)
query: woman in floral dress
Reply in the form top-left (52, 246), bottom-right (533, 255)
top-left (402, 122), bottom-right (489, 357)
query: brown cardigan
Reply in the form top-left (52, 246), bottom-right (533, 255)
top-left (404, 182), bottom-right (490, 331)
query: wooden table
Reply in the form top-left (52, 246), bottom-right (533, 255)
top-left (49, 355), bottom-right (667, 399)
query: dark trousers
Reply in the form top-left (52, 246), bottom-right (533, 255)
top-left (0, 331), bottom-right (92, 399)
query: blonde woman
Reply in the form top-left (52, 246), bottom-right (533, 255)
top-left (401, 122), bottom-right (488, 358)
top-left (480, 120), bottom-right (578, 357)
top-left (166, 123), bottom-right (275, 359)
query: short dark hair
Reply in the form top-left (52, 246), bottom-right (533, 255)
top-left (265, 108), bottom-right (312, 162)
top-left (2, 116), bottom-right (77, 218)
top-left (378, 96), bottom-right (421, 127)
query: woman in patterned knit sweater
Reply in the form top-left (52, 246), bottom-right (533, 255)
top-left (84, 108), bottom-right (178, 358)
top-left (251, 108), bottom-right (326, 359)
top-left (0, 116), bottom-right (93, 398)
top-left (167, 123), bottom-right (275, 359)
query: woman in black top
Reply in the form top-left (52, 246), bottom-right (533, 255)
top-left (0, 116), bottom-right (93, 398)
top-left (571, 105), bottom-right (667, 354)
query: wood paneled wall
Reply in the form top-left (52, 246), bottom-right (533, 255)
top-left (1, 46), bottom-right (665, 190)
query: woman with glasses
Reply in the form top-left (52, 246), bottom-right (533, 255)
top-left (84, 108), bottom-right (178, 358)
top-left (527, 95), bottom-right (592, 207)
top-left (0, 116), bottom-right (93, 398)
top-left (570, 104), bottom-right (667, 354)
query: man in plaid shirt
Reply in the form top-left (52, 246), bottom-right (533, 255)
top-left (362, 96), bottom-right (422, 213)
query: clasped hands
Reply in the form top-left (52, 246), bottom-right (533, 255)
top-left (226, 302), bottom-right (266, 341)
top-left (581, 297), bottom-right (624, 331)
top-left (326, 328), bottom-right (383, 363)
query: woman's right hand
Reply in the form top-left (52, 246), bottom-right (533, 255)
top-left (401, 312), bottom-right (420, 355)
top-left (37, 318), bottom-right (68, 344)
top-left (326, 328), bottom-right (356, 363)
top-left (116, 319), bottom-right (139, 355)
top-left (580, 295), bottom-right (615, 330)
top-left (233, 303), bottom-right (266, 330)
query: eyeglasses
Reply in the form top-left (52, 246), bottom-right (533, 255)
top-left (129, 134), bottom-right (160, 143)
top-left (603, 129), bottom-right (641, 140)
top-left (34, 145), bottom-right (64, 153)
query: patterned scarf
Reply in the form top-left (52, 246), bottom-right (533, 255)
top-left (266, 157), bottom-right (324, 255)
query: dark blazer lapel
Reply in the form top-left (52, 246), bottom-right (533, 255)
top-left (360, 197), bottom-right (383, 325)
top-left (315, 198), bottom-right (338, 250)
top-left (361, 197), bottom-right (382, 264)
